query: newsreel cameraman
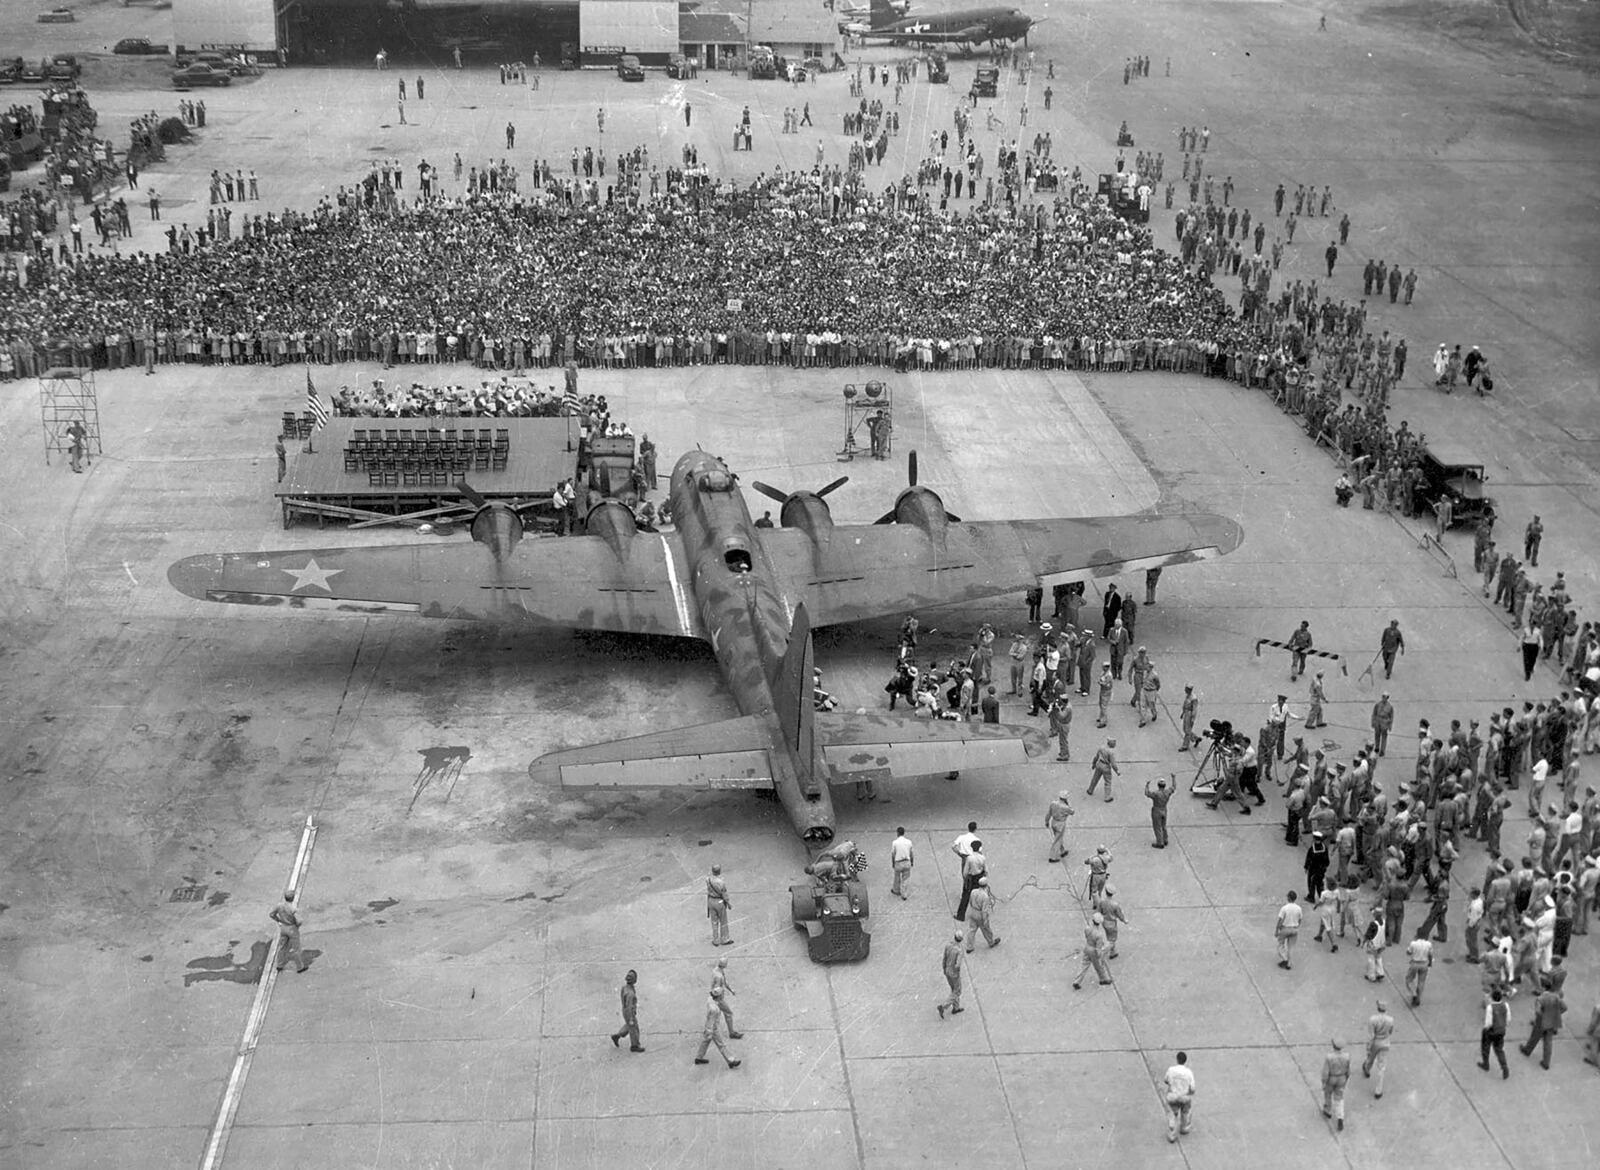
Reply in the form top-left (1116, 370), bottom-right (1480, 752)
top-left (1201, 720), bottom-right (1254, 815)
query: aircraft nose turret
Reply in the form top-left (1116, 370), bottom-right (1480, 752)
top-left (167, 553), bottom-right (227, 602)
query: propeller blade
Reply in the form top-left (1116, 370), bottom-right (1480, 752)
top-left (458, 482), bottom-right (488, 509)
top-left (817, 476), bottom-right (850, 498)
top-left (908, 450), bottom-right (918, 487)
top-left (751, 481), bottom-right (790, 504)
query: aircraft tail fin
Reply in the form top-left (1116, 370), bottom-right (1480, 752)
top-left (771, 604), bottom-right (817, 792)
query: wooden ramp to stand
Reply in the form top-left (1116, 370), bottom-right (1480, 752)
top-left (276, 417), bottom-right (580, 528)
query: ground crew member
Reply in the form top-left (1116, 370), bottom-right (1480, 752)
top-left (1096, 663), bottom-right (1114, 726)
top-left (1379, 619), bottom-right (1406, 679)
top-left (1085, 844), bottom-right (1112, 900)
top-left (270, 890), bottom-right (310, 974)
top-left (1146, 775), bottom-right (1173, 848)
top-left (1097, 884), bottom-right (1128, 958)
top-left (1088, 738), bottom-right (1120, 801)
top-left (890, 827), bottom-right (914, 899)
top-left (609, 969), bottom-right (644, 1052)
top-left (1479, 988), bottom-right (1510, 1077)
top-left (710, 957), bottom-right (745, 1038)
top-left (1362, 1000), bottom-right (1395, 1096)
top-left (1287, 620), bottom-right (1313, 680)
top-left (1073, 913), bottom-right (1113, 988)
top-left (1320, 1038), bottom-right (1350, 1130)
top-left (1044, 792), bottom-right (1075, 861)
top-left (693, 988), bottom-right (741, 1067)
top-left (1404, 935), bottom-right (1434, 1006)
top-left (965, 876), bottom-right (1000, 950)
top-left (1050, 694), bottom-right (1073, 761)
top-left (274, 434), bottom-right (286, 482)
top-left (1371, 692), bottom-right (1395, 755)
top-left (706, 864), bottom-right (732, 946)
top-left (1307, 672), bottom-right (1327, 728)
top-left (936, 931), bottom-right (965, 1017)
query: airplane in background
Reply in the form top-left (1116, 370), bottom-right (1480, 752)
top-left (168, 450), bottom-right (1242, 843)
top-left (835, 0), bottom-right (911, 33)
top-left (851, 4), bottom-right (1038, 50)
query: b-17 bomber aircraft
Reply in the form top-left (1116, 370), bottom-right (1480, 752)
top-left (852, 4), bottom-right (1038, 51)
top-left (168, 450), bottom-right (1242, 842)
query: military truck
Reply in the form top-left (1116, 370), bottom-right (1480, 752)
top-left (971, 65), bottom-right (998, 98)
top-left (748, 45), bottom-right (777, 80)
top-left (789, 840), bottom-right (871, 962)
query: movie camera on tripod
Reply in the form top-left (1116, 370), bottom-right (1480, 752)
top-left (1190, 718), bottom-right (1243, 797)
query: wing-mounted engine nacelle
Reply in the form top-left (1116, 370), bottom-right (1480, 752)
top-left (752, 474), bottom-right (849, 544)
top-left (780, 492), bottom-right (836, 543)
top-left (470, 502), bottom-right (524, 561)
top-left (584, 499), bottom-right (638, 558)
top-left (888, 485), bottom-right (952, 540)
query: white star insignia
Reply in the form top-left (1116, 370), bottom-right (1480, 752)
top-left (281, 558), bottom-right (344, 593)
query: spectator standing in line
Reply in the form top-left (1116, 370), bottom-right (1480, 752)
top-left (608, 969), bottom-right (644, 1052)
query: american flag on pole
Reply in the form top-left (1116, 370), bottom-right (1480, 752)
top-left (306, 369), bottom-right (330, 428)
top-left (562, 385), bottom-right (580, 416)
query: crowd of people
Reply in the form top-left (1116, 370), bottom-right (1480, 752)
top-left (0, 150), bottom-right (1255, 377)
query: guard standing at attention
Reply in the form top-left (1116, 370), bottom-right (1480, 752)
top-left (706, 865), bottom-right (732, 946)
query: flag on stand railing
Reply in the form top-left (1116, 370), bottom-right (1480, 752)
top-left (306, 369), bottom-right (330, 429)
top-left (562, 384), bottom-right (580, 416)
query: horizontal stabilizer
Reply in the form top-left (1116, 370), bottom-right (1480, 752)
top-left (816, 712), bottom-right (1049, 786)
top-left (532, 715), bottom-right (774, 790)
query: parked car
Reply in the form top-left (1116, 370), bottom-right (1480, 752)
top-left (666, 52), bottom-right (691, 79)
top-left (37, 7), bottom-right (76, 23)
top-left (46, 55), bottom-right (81, 81)
top-left (114, 37), bottom-right (165, 56)
top-left (616, 54), bottom-right (644, 81)
top-left (1418, 443), bottom-right (1496, 529)
top-left (172, 63), bottom-right (232, 88)
top-left (971, 65), bottom-right (999, 98)
top-left (0, 57), bottom-right (24, 85)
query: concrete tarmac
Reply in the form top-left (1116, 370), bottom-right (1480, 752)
top-left (2, 2), bottom-right (1598, 1168)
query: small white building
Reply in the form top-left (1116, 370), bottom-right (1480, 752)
top-left (747, 0), bottom-right (840, 62)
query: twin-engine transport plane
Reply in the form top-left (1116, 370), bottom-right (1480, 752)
top-left (853, 4), bottom-right (1038, 50)
top-left (168, 450), bottom-right (1243, 841)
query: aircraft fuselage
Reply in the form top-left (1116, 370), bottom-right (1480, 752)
top-left (668, 451), bottom-right (836, 840)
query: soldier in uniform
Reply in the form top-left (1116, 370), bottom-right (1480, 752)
top-left (1096, 663), bottom-right (1114, 727)
top-left (965, 876), bottom-right (1000, 950)
top-left (1088, 738), bottom-right (1120, 802)
top-left (936, 931), bottom-right (965, 1017)
top-left (1044, 791), bottom-right (1076, 861)
top-left (706, 865), bottom-right (732, 946)
top-left (1287, 620), bottom-right (1314, 681)
top-left (1049, 694), bottom-right (1073, 761)
top-left (270, 891), bottom-right (310, 974)
top-left (1097, 883), bottom-right (1129, 957)
top-left (1072, 912), bottom-right (1113, 988)
top-left (1362, 999), bottom-right (1395, 1095)
top-left (1179, 685), bottom-right (1199, 751)
top-left (1307, 671), bottom-right (1327, 729)
top-left (1371, 691), bottom-right (1395, 755)
top-left (1320, 1038), bottom-right (1351, 1130)
top-left (609, 969), bottom-right (644, 1051)
top-left (710, 957), bottom-right (745, 1037)
top-left (693, 988), bottom-right (741, 1067)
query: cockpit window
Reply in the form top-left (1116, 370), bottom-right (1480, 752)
top-left (698, 470), bottom-right (735, 493)
top-left (725, 548), bottom-right (753, 573)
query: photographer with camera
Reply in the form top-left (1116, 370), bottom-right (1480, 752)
top-left (1202, 721), bottom-right (1253, 815)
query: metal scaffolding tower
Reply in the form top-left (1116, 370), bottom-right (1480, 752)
top-left (838, 380), bottom-right (892, 461)
top-left (38, 366), bottom-right (101, 466)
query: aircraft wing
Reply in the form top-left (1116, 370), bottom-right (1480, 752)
top-left (533, 715), bottom-right (776, 790)
top-left (817, 711), bottom-right (1050, 784)
top-left (166, 532), bottom-right (706, 638)
top-left (861, 22), bottom-right (991, 43)
top-left (757, 513), bottom-right (1242, 628)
